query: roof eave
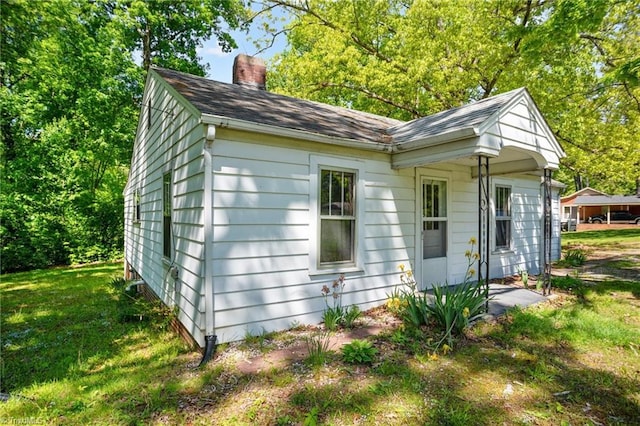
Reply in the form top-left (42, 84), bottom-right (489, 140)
top-left (393, 127), bottom-right (480, 152)
top-left (201, 113), bottom-right (394, 152)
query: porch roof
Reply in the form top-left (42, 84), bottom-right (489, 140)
top-left (389, 88), bottom-right (565, 174)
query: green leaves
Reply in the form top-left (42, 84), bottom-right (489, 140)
top-left (267, 0), bottom-right (640, 194)
top-left (1, 0), bottom-right (245, 272)
top-left (341, 339), bottom-right (377, 364)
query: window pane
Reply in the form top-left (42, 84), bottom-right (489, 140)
top-left (423, 181), bottom-right (446, 217)
top-left (320, 219), bottom-right (354, 263)
top-left (423, 220), bottom-right (446, 258)
top-left (496, 219), bottom-right (510, 249)
top-left (163, 174), bottom-right (172, 258)
top-left (496, 186), bottom-right (510, 217)
top-left (321, 170), bottom-right (355, 216)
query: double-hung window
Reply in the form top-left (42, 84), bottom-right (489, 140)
top-left (495, 185), bottom-right (511, 250)
top-left (320, 169), bottom-right (355, 264)
top-left (310, 156), bottom-right (363, 274)
top-left (163, 173), bottom-right (172, 259)
top-left (133, 188), bottom-right (141, 224)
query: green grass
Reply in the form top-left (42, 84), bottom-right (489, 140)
top-left (0, 263), bottom-right (192, 424)
top-left (562, 228), bottom-right (640, 248)
top-left (1, 234), bottom-right (640, 425)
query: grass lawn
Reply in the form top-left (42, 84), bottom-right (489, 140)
top-left (1, 230), bottom-right (639, 425)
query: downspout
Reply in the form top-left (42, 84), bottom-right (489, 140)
top-left (199, 123), bottom-right (217, 367)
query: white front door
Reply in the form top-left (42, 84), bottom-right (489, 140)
top-left (422, 179), bottom-right (448, 288)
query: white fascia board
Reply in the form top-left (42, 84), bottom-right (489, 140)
top-left (200, 113), bottom-right (394, 153)
top-left (393, 127), bottom-right (480, 152)
top-left (392, 138), bottom-right (499, 169)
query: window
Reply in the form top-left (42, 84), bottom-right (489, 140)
top-left (320, 169), bottom-right (355, 264)
top-left (422, 180), bottom-right (447, 258)
top-left (133, 188), bottom-right (141, 223)
top-left (163, 173), bottom-right (172, 258)
top-left (495, 185), bottom-right (511, 249)
top-left (310, 156), bottom-right (364, 274)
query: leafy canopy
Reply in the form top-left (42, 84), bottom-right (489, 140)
top-left (266, 0), bottom-right (640, 194)
top-left (0, 0), bottom-right (247, 272)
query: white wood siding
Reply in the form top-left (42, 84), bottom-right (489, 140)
top-left (210, 134), bottom-right (415, 342)
top-left (124, 73), bottom-right (206, 346)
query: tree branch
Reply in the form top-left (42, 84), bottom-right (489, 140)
top-left (316, 81), bottom-right (423, 118)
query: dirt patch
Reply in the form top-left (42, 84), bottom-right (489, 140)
top-left (213, 306), bottom-right (402, 375)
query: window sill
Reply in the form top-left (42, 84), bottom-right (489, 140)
top-left (309, 265), bottom-right (364, 278)
top-left (492, 248), bottom-right (514, 256)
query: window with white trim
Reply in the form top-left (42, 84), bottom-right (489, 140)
top-left (163, 173), bottom-right (172, 259)
top-left (310, 156), bottom-right (364, 274)
top-left (133, 188), bottom-right (141, 224)
top-left (320, 169), bottom-right (355, 264)
top-left (495, 185), bottom-right (511, 250)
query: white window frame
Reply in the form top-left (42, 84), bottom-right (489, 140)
top-left (163, 172), bottom-right (172, 260)
top-left (309, 155), bottom-right (365, 275)
top-left (494, 183), bottom-right (512, 251)
top-left (133, 188), bottom-right (141, 224)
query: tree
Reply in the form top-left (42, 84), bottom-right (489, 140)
top-left (265, 0), bottom-right (639, 194)
top-left (0, 0), bottom-right (246, 272)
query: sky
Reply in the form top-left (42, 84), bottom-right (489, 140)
top-left (196, 10), bottom-right (289, 83)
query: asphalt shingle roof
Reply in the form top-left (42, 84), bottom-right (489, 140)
top-left (154, 67), bottom-right (527, 147)
top-left (574, 195), bottom-right (640, 206)
top-left (387, 88), bottom-right (525, 144)
top-left (154, 67), bottom-right (401, 144)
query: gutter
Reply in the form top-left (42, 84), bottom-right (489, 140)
top-left (200, 113), bottom-right (394, 153)
top-left (199, 123), bottom-right (217, 367)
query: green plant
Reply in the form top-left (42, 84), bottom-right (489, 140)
top-left (517, 266), bottom-right (529, 288)
top-left (551, 274), bottom-right (584, 292)
top-left (320, 275), bottom-right (361, 330)
top-left (322, 306), bottom-right (343, 331)
top-left (395, 264), bottom-right (431, 327)
top-left (342, 339), bottom-right (377, 364)
top-left (343, 305), bottom-right (361, 328)
top-left (425, 239), bottom-right (488, 349)
top-left (304, 331), bottom-right (332, 366)
top-left (564, 248), bottom-right (587, 266)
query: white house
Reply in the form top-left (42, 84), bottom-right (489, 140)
top-left (123, 55), bottom-right (565, 353)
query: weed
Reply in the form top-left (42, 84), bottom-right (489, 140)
top-left (242, 327), bottom-right (273, 351)
top-left (342, 339), bottom-right (377, 364)
top-left (551, 274), bottom-right (585, 294)
top-left (563, 248), bottom-right (587, 266)
top-left (304, 331), bottom-right (332, 367)
top-left (517, 266), bottom-right (529, 288)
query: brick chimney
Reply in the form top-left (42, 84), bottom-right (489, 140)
top-left (232, 54), bottom-right (266, 90)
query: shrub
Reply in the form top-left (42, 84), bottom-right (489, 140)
top-left (342, 339), bottom-right (377, 364)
